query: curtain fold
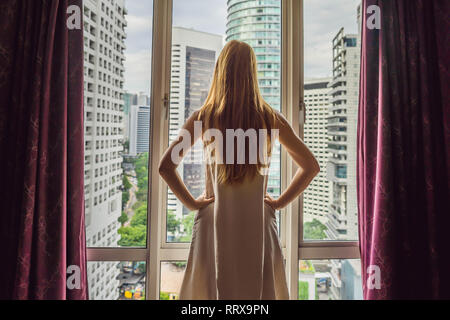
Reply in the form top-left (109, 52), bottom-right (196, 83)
top-left (358, 0), bottom-right (450, 299)
top-left (0, 0), bottom-right (87, 299)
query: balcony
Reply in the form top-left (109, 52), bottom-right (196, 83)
top-left (326, 162), bottom-right (347, 184)
top-left (328, 76), bottom-right (345, 88)
top-left (328, 86), bottom-right (345, 97)
top-left (329, 93), bottom-right (346, 104)
top-left (327, 115), bottom-right (347, 126)
top-left (328, 156), bottom-right (347, 165)
top-left (329, 103), bottom-right (347, 113)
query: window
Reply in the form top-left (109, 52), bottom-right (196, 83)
top-left (86, 0), bottom-right (362, 300)
top-left (84, 0), bottom-right (153, 300)
top-left (166, 0), bottom-right (281, 245)
top-left (300, 0), bottom-right (361, 299)
top-left (159, 261), bottom-right (187, 299)
top-left (87, 261), bottom-right (146, 300)
top-left (155, 0), bottom-right (283, 299)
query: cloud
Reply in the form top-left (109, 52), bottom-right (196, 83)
top-left (124, 50), bottom-right (152, 94)
top-left (126, 14), bottom-right (152, 35)
top-left (172, 0), bottom-right (227, 35)
top-left (304, 0), bottom-right (361, 79)
top-left (122, 2), bottom-right (153, 93)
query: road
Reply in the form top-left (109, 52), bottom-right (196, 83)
top-left (124, 173), bottom-right (138, 227)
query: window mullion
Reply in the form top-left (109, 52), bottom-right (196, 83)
top-left (299, 245), bottom-right (360, 260)
top-left (282, 0), bottom-right (303, 300)
top-left (147, 0), bottom-right (173, 300)
top-left (87, 248), bottom-right (147, 261)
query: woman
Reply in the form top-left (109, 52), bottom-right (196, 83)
top-left (159, 40), bottom-right (319, 300)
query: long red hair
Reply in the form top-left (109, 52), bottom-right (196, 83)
top-left (198, 40), bottom-right (279, 184)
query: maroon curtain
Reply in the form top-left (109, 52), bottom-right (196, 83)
top-left (0, 0), bottom-right (87, 299)
top-left (358, 0), bottom-right (450, 299)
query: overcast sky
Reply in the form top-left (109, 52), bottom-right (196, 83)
top-left (123, 0), bottom-right (361, 94)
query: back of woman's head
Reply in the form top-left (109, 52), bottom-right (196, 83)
top-left (198, 40), bottom-right (279, 184)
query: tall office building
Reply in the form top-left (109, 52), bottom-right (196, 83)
top-left (226, 0), bottom-right (282, 196)
top-left (303, 78), bottom-right (331, 225)
top-left (129, 105), bottom-right (151, 156)
top-left (123, 92), bottom-right (137, 142)
top-left (327, 4), bottom-right (362, 298)
top-left (83, 0), bottom-right (127, 300)
top-left (325, 28), bottom-right (360, 241)
top-left (137, 91), bottom-right (150, 106)
top-left (167, 27), bottom-right (223, 219)
top-left (123, 92), bottom-right (149, 150)
top-left (123, 92), bottom-right (138, 114)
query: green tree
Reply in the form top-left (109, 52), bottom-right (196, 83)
top-left (160, 292), bottom-right (170, 300)
top-left (304, 219), bottom-right (327, 240)
top-left (136, 188), bottom-right (148, 202)
top-left (298, 281), bottom-right (309, 300)
top-left (122, 191), bottom-right (130, 210)
top-left (132, 200), bottom-right (144, 211)
top-left (117, 203), bottom-right (148, 246)
top-left (134, 152), bottom-right (148, 170)
top-left (121, 176), bottom-right (132, 210)
top-left (118, 211), bottom-right (128, 226)
top-left (172, 262), bottom-right (187, 269)
top-left (131, 204), bottom-right (147, 226)
top-left (117, 153), bottom-right (150, 247)
top-left (134, 153), bottom-right (148, 181)
top-left (123, 175), bottom-right (132, 191)
top-left (134, 153), bottom-right (149, 202)
top-left (118, 225), bottom-right (146, 247)
top-left (180, 212), bottom-right (195, 242)
top-left (167, 210), bottom-right (180, 235)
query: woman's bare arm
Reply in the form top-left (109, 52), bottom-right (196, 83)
top-left (159, 111), bottom-right (214, 211)
top-left (264, 113), bottom-right (320, 210)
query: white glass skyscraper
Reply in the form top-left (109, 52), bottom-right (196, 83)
top-left (129, 105), bottom-right (151, 156)
top-left (83, 0), bottom-right (127, 300)
top-left (327, 26), bottom-right (361, 300)
top-left (303, 78), bottom-right (331, 226)
top-left (326, 28), bottom-right (360, 242)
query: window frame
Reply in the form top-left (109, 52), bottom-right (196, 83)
top-left (86, 0), bottom-right (360, 301)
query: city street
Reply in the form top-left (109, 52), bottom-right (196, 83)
top-left (124, 173), bottom-right (138, 227)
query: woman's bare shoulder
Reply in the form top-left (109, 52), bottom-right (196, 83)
top-left (186, 110), bottom-right (202, 124)
top-left (271, 109), bottom-right (290, 131)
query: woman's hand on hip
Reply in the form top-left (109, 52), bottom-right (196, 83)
top-left (190, 193), bottom-right (215, 211)
top-left (264, 194), bottom-right (282, 211)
